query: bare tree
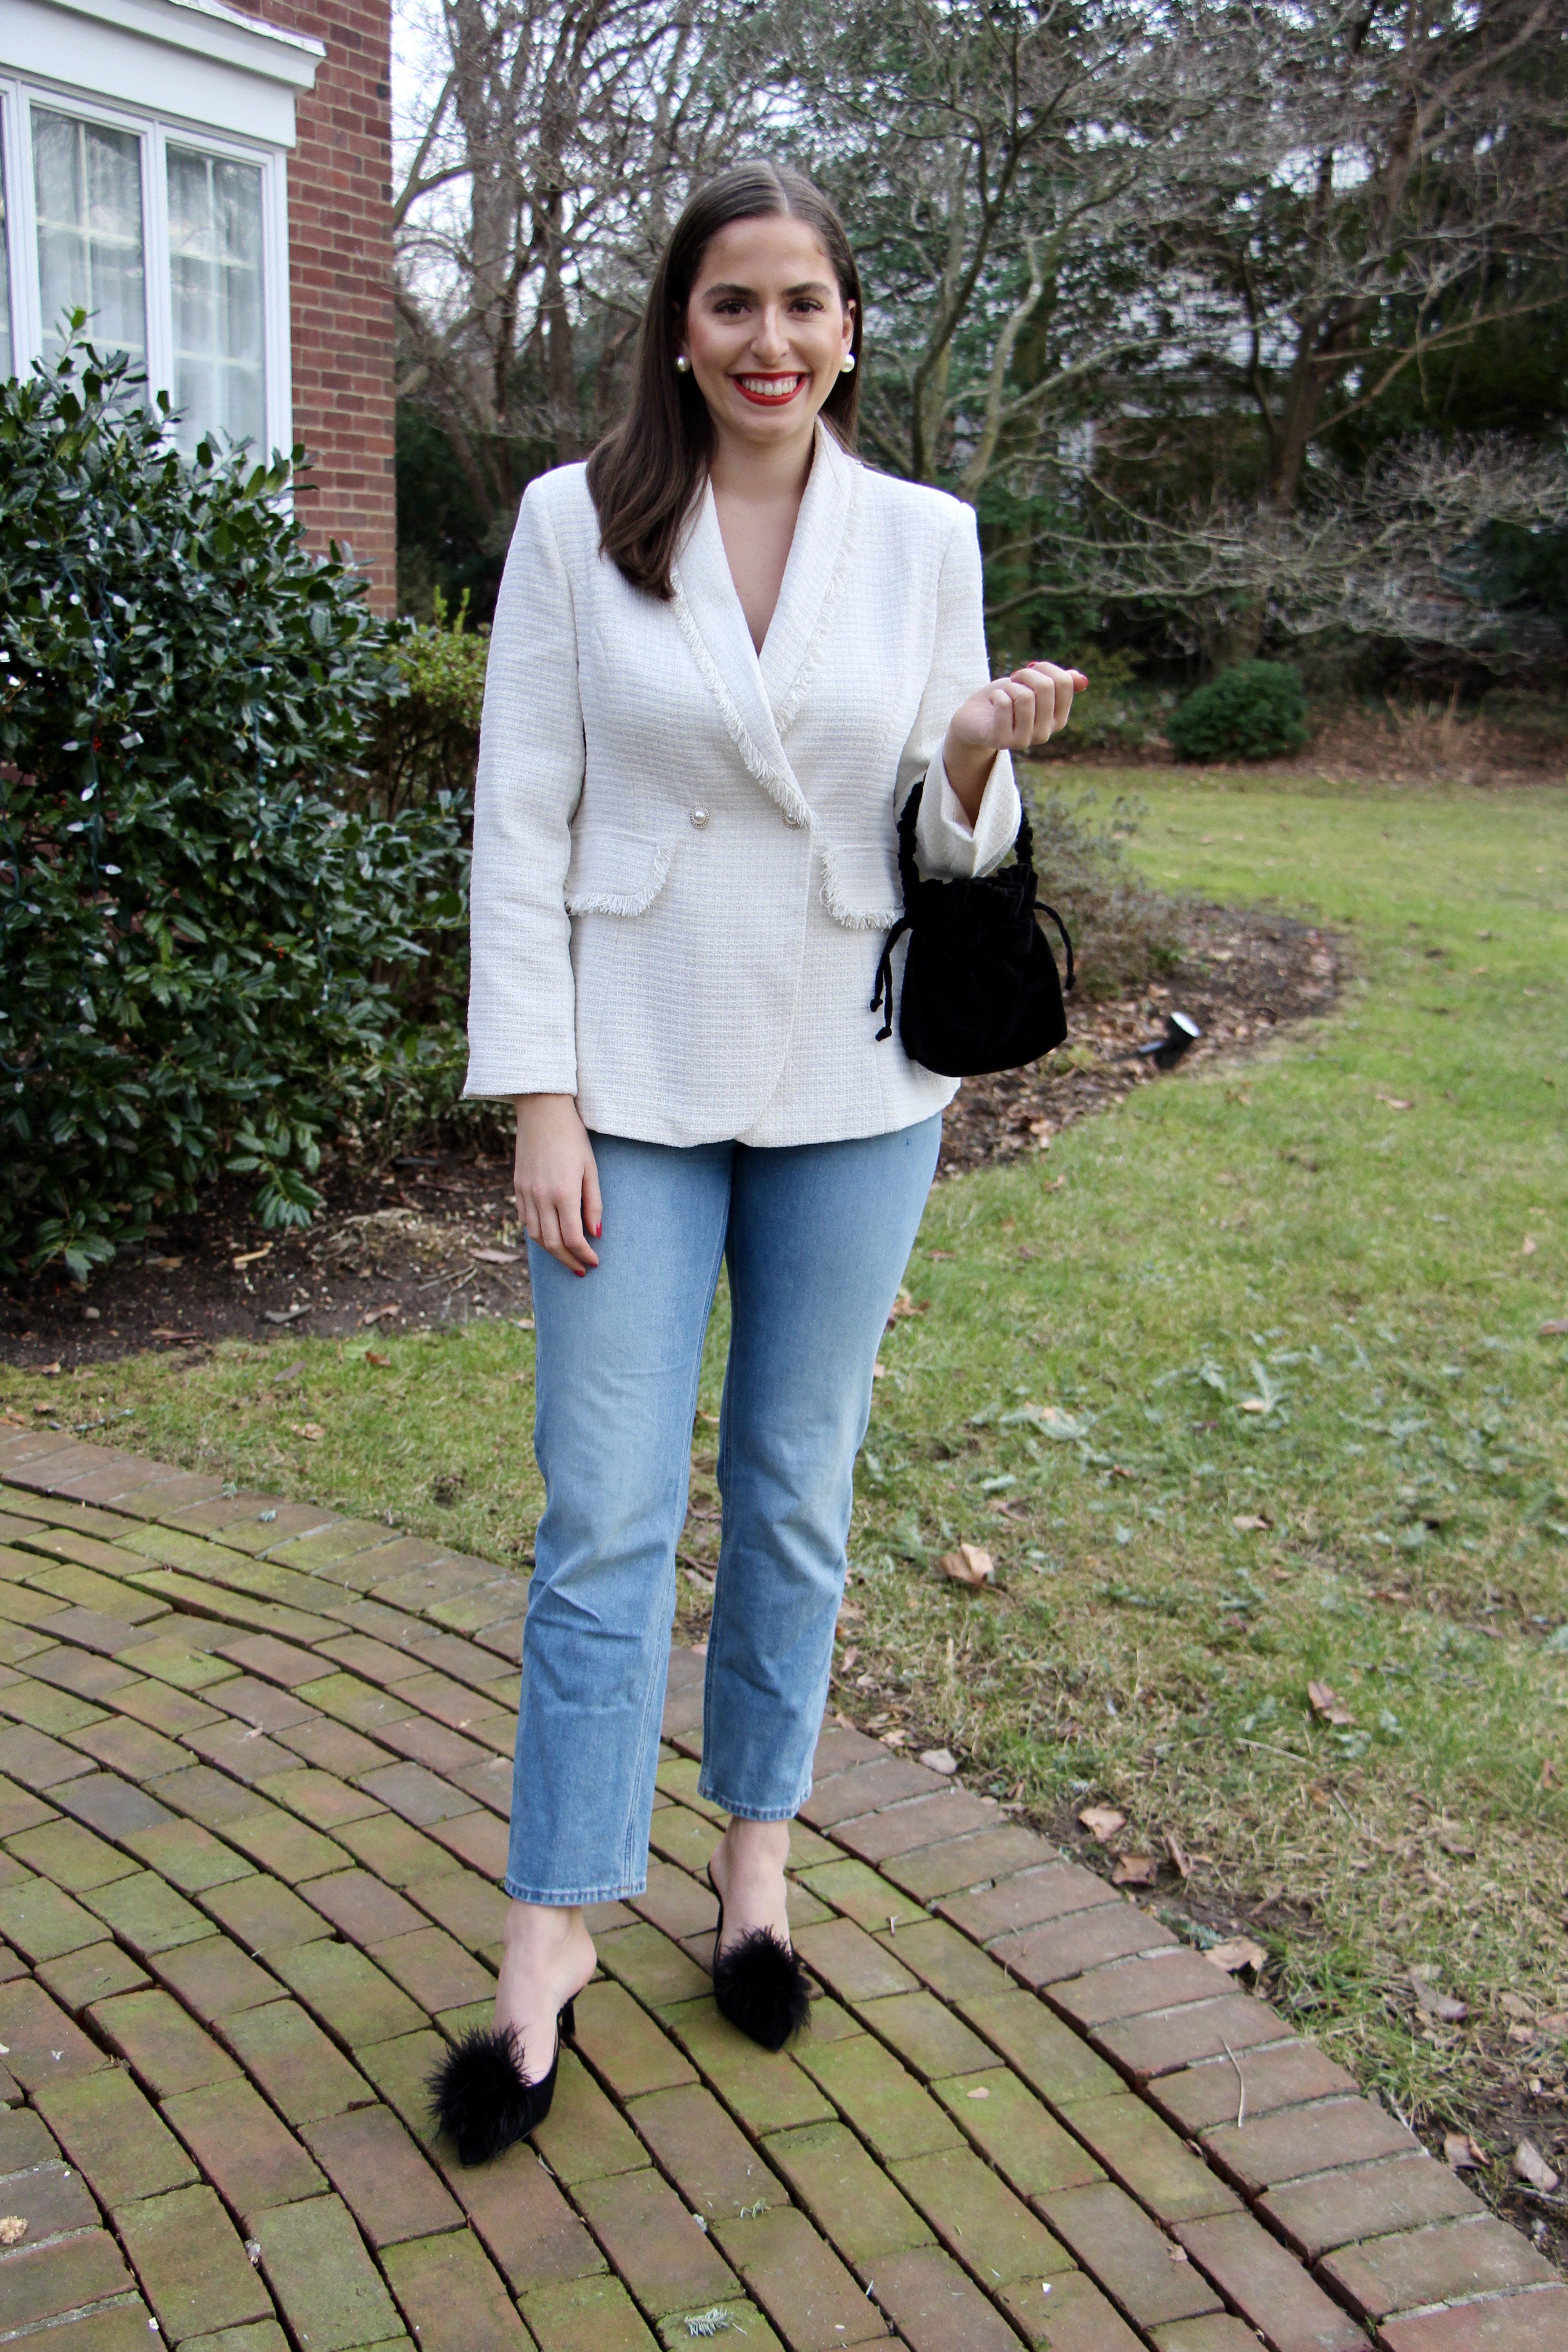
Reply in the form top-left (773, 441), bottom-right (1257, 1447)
top-left (1141, 0), bottom-right (1568, 517)
top-left (1062, 434), bottom-right (1568, 666)
top-left (780, 0), bottom-right (1242, 494)
top-left (393, 0), bottom-right (781, 551)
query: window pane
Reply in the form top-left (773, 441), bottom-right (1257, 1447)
top-left (167, 144), bottom-right (265, 454)
top-left (32, 108), bottom-right (146, 370)
top-left (0, 115), bottom-right (12, 381)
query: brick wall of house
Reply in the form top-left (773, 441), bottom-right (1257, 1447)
top-left (265, 0), bottom-right (397, 611)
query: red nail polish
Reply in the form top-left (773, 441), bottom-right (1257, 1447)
top-left (594, 1222), bottom-right (603, 1238)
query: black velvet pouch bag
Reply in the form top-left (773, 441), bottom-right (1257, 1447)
top-left (870, 775), bottom-right (1074, 1078)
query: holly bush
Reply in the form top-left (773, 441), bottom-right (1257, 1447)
top-left (0, 328), bottom-right (467, 1282)
top-left (1167, 660), bottom-right (1311, 762)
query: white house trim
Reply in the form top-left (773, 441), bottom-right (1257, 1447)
top-left (1, 0), bottom-right (319, 147)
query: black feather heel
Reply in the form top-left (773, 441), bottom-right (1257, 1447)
top-left (706, 1864), bottom-right (812, 2052)
top-left (430, 1996), bottom-right (577, 2166)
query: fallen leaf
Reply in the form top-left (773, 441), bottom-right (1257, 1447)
top-left (872, 1361), bottom-right (887, 1381)
top-left (1437, 1830), bottom-right (1476, 1858)
top-left (289, 1422), bottom-right (326, 1443)
top-left (0, 2217), bottom-right (25, 2245)
top-left (965, 2085), bottom-right (990, 2100)
top-left (1376, 1094), bottom-right (1414, 1110)
top-left (35, 1362), bottom-right (62, 1377)
top-left (1507, 2024), bottom-right (1538, 2045)
top-left (264, 1305), bottom-right (309, 1324)
top-left (472, 1247), bottom-right (522, 1264)
top-left (153, 1253), bottom-right (184, 1268)
top-left (149, 1329), bottom-right (201, 1344)
top-left (1231, 1512), bottom-right (1272, 1531)
top-left (1444, 2132), bottom-right (1482, 2170)
top-left (938, 1544), bottom-right (994, 1588)
top-left (1205, 1936), bottom-right (1268, 1975)
top-left (1539, 1318), bottom-right (1568, 1338)
top-left (1499, 1992), bottom-right (1535, 2022)
top-left (1238, 1401), bottom-right (1270, 1416)
top-left (1521, 1236), bottom-right (1537, 1256)
top-left (1409, 1969), bottom-right (1467, 2024)
top-left (1537, 2010), bottom-right (1568, 2038)
top-left (1514, 2138), bottom-right (1560, 2194)
top-left (1307, 1681), bottom-right (1356, 1727)
top-left (1112, 1853), bottom-right (1158, 1887)
top-left (1077, 1805), bottom-right (1126, 1843)
top-left (920, 1748), bottom-right (959, 1776)
top-left (886, 1288), bottom-right (927, 1323)
top-left (364, 1351), bottom-right (391, 1368)
top-left (362, 1304), bottom-right (399, 1326)
top-left (1164, 1830), bottom-right (1192, 1878)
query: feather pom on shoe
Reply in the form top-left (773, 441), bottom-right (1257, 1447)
top-left (712, 1926), bottom-right (813, 2052)
top-left (429, 2026), bottom-right (538, 2166)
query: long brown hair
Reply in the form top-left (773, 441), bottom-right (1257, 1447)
top-left (586, 162), bottom-right (862, 599)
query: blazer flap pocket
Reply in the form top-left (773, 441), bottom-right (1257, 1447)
top-left (820, 838), bottom-right (902, 932)
top-left (564, 830), bottom-right (672, 916)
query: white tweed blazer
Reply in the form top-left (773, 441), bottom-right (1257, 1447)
top-left (463, 421), bottom-right (1021, 1146)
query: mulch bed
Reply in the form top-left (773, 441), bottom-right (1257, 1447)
top-left (938, 899), bottom-right (1342, 1176)
top-left (2, 900), bottom-right (1341, 1372)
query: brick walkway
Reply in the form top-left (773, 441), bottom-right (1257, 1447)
top-left (0, 1424), bottom-right (1559, 2352)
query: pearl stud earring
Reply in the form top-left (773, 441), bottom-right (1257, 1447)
top-left (675, 354), bottom-right (691, 373)
top-left (841, 352), bottom-right (857, 372)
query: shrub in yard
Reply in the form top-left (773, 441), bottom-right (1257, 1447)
top-left (365, 588), bottom-right (488, 819)
top-left (1168, 661), bottom-right (1310, 762)
top-left (0, 329), bottom-right (466, 1283)
top-left (1027, 786), bottom-right (1182, 999)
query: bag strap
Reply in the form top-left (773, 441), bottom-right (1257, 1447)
top-left (1038, 900), bottom-right (1076, 992)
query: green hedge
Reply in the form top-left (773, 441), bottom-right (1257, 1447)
top-left (1168, 660), bottom-right (1310, 762)
top-left (0, 330), bottom-right (468, 1282)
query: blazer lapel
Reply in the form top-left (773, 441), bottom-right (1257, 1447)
top-left (760, 424), bottom-right (862, 736)
top-left (670, 423), bottom-right (863, 820)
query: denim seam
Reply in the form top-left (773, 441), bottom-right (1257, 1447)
top-left (505, 1876), bottom-right (648, 1906)
top-left (694, 1783), bottom-right (812, 1824)
top-left (619, 1197), bottom-right (731, 1889)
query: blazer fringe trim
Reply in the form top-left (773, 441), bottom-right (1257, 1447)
top-left (565, 844), bottom-right (673, 918)
top-left (817, 843), bottom-right (902, 932)
top-left (669, 590), bottom-right (813, 831)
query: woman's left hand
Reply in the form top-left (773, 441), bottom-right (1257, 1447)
top-left (942, 662), bottom-right (1089, 821)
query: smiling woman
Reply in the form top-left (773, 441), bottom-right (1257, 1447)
top-left (450, 156), bottom-right (1088, 2168)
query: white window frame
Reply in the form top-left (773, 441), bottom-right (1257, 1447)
top-left (0, 68), bottom-right (291, 461)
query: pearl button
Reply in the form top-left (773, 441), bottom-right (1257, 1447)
top-left (690, 807), bottom-right (709, 828)
top-left (784, 808), bottom-right (805, 828)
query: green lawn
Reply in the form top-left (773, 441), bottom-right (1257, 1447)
top-left (6, 767), bottom-right (1566, 2155)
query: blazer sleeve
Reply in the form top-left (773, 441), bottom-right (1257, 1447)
top-left (895, 501), bottom-right (1022, 881)
top-left (463, 483), bottom-right (586, 1101)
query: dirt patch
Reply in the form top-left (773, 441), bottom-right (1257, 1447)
top-left (0, 1159), bottom-right (532, 1372)
top-left (939, 899), bottom-right (1343, 1179)
top-left (2, 899), bottom-right (1339, 1372)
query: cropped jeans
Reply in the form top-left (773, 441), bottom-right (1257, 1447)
top-left (505, 1115), bottom-right (942, 1905)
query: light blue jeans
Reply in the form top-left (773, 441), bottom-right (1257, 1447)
top-left (506, 1115), bottom-right (942, 1905)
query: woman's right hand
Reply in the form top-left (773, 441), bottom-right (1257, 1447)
top-left (513, 1095), bottom-right (602, 1276)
